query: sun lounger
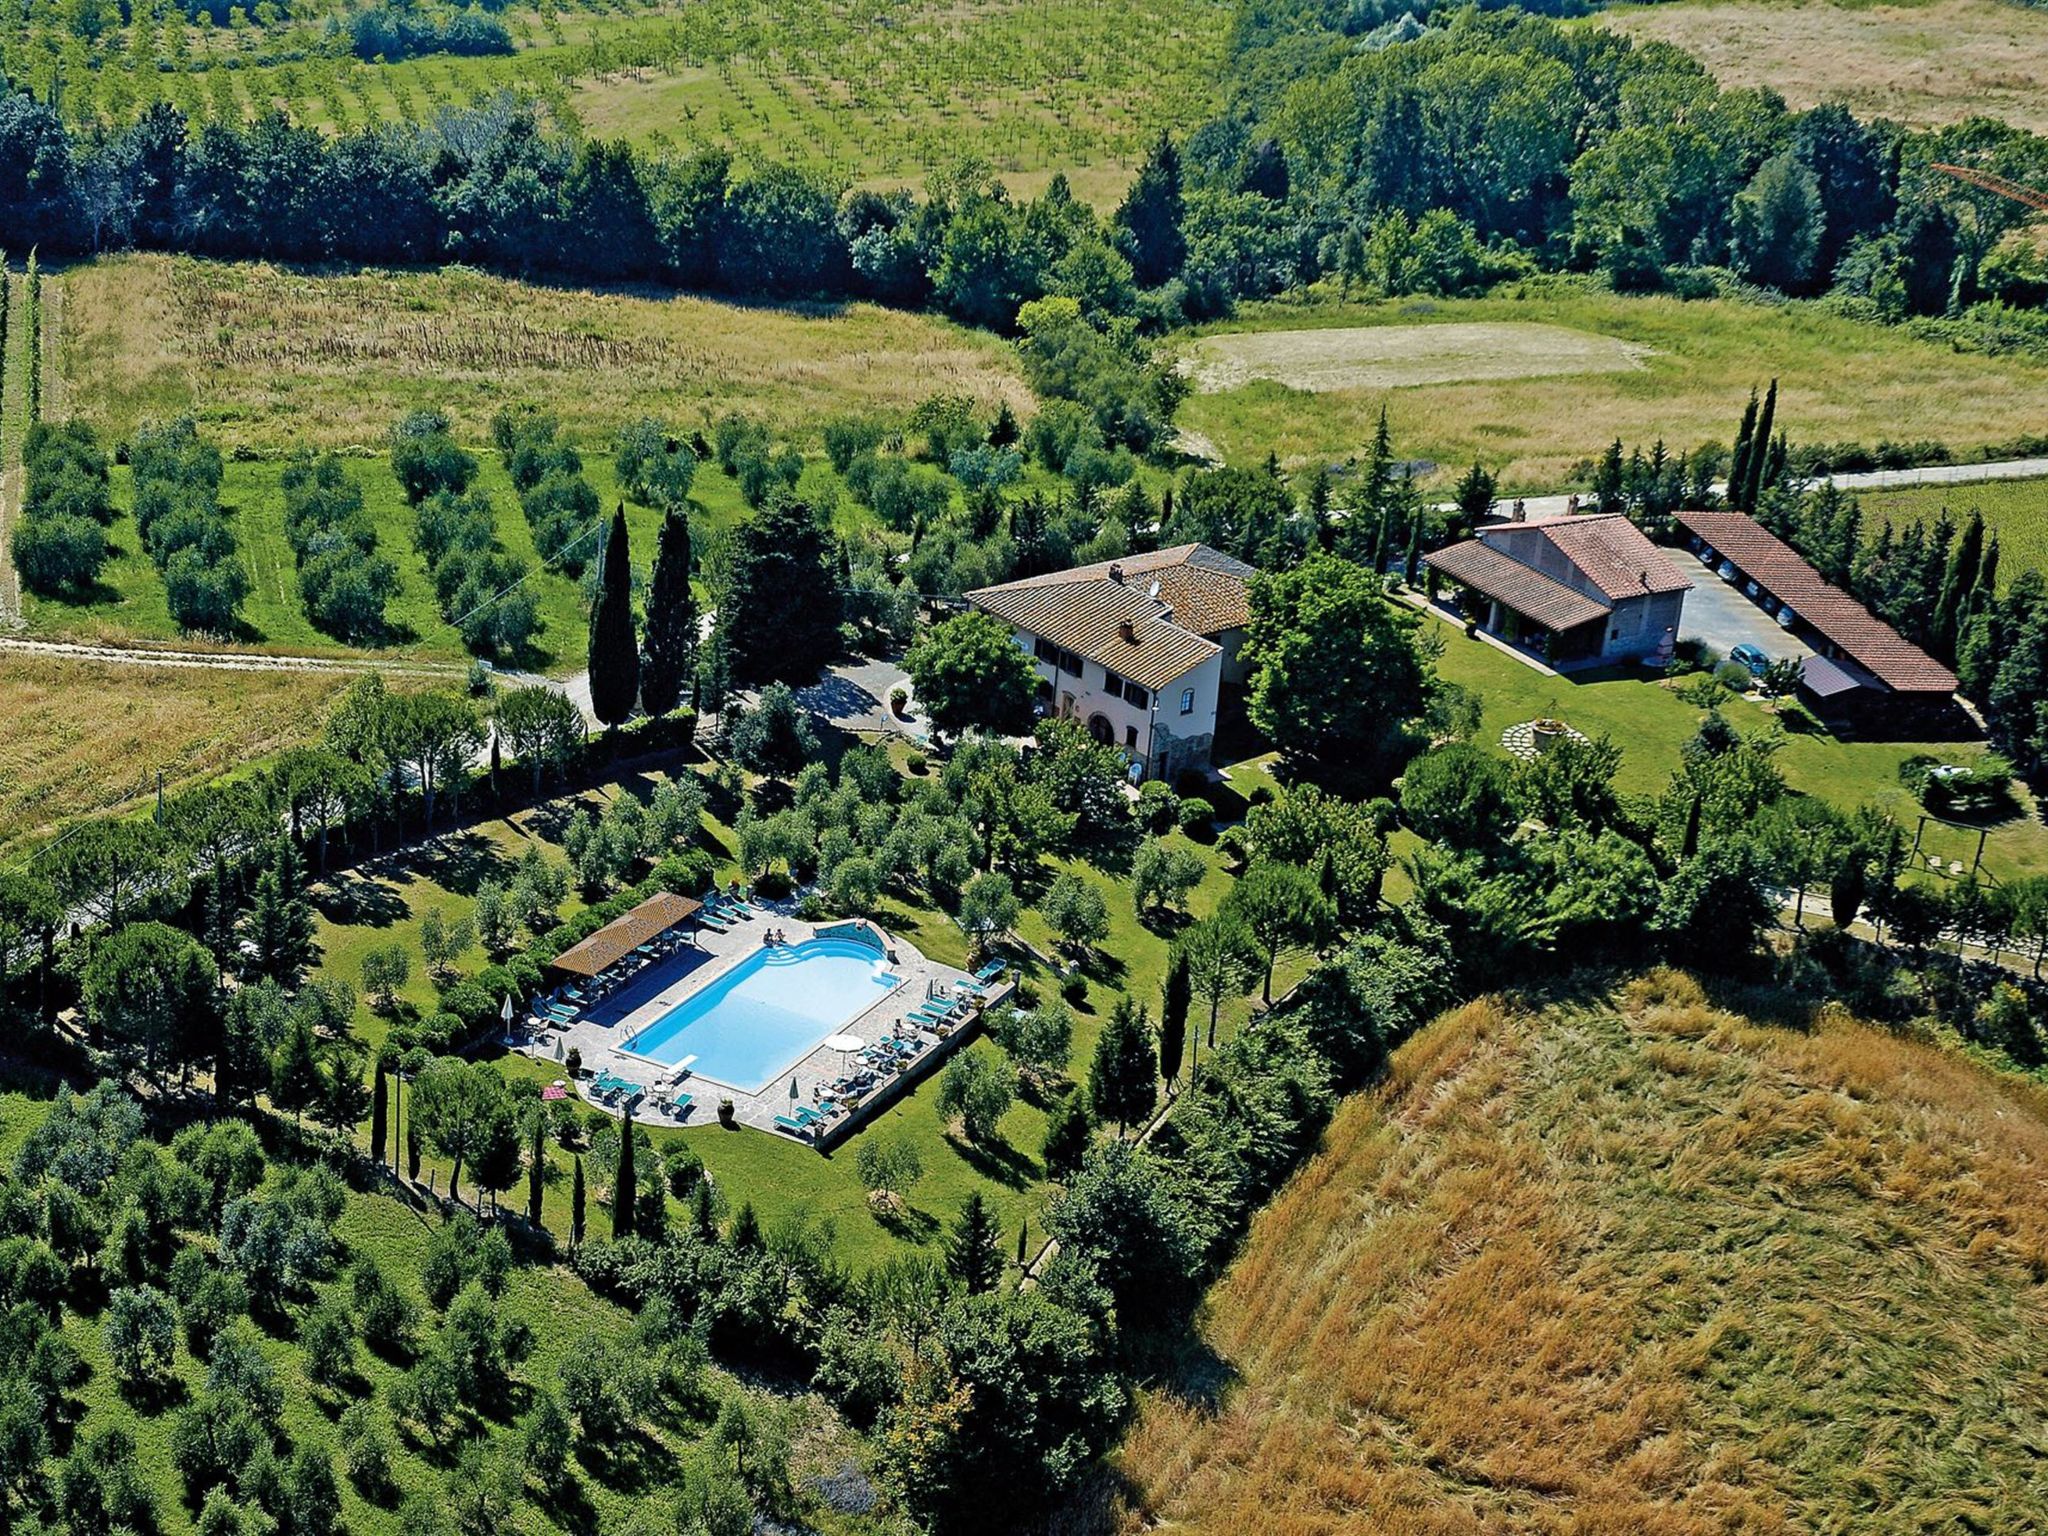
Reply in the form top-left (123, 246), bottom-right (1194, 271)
top-left (670, 1092), bottom-right (692, 1113)
top-left (973, 960), bottom-right (1006, 984)
top-left (697, 914), bottom-right (732, 933)
top-left (774, 1114), bottom-right (811, 1137)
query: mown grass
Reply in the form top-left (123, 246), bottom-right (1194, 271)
top-left (1425, 609), bottom-right (2048, 883)
top-left (1170, 283), bottom-right (2048, 489)
top-left (0, 653), bottom-right (351, 860)
top-left (1114, 971), bottom-right (2048, 1534)
top-left (57, 253), bottom-right (1033, 456)
top-left (1856, 475), bottom-right (2048, 594)
top-left (310, 757), bottom-right (1286, 1274)
top-left (1598, 0), bottom-right (2048, 136)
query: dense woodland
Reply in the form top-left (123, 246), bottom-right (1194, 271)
top-left (0, 3), bottom-right (2043, 353)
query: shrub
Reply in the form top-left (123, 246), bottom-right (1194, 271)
top-left (1177, 797), bottom-right (1214, 835)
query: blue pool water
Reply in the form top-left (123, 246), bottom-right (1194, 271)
top-left (620, 937), bottom-right (901, 1091)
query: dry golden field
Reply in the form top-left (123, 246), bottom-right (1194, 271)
top-left (56, 253), bottom-right (1034, 452)
top-left (1600, 0), bottom-right (2048, 135)
top-left (1114, 972), bottom-right (2048, 1534)
top-left (0, 653), bottom-right (350, 856)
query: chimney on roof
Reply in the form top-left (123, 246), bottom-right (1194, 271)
top-left (1108, 563), bottom-right (1124, 584)
top-left (1119, 619), bottom-right (1137, 644)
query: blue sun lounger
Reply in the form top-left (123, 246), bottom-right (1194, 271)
top-left (774, 1114), bottom-right (811, 1137)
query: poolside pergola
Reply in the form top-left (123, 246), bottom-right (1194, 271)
top-left (547, 892), bottom-right (703, 983)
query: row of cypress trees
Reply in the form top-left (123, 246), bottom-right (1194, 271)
top-left (585, 502), bottom-right (701, 732)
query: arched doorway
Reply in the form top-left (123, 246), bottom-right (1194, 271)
top-left (1086, 713), bottom-right (1114, 746)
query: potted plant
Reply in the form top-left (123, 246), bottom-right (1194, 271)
top-left (1531, 718), bottom-right (1568, 750)
top-left (717, 1097), bottom-right (736, 1127)
top-left (888, 685), bottom-right (910, 718)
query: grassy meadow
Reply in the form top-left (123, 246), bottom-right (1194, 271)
top-left (1114, 971), bottom-right (2048, 1534)
top-left (0, 653), bottom-right (353, 860)
top-left (56, 254), bottom-right (1033, 456)
top-left (1599, 0), bottom-right (2048, 136)
top-left (1855, 475), bottom-right (2048, 593)
top-left (1170, 284), bottom-right (2048, 488)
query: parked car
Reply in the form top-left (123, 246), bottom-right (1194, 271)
top-left (1730, 643), bottom-right (1771, 677)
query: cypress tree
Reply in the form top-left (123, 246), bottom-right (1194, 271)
top-left (1932, 509), bottom-right (1984, 661)
top-left (587, 505), bottom-right (639, 732)
top-left (1727, 387), bottom-right (1759, 507)
top-left (612, 1108), bottom-right (636, 1240)
top-left (526, 1114), bottom-right (544, 1227)
top-left (406, 1118), bottom-right (421, 1181)
top-left (945, 1190), bottom-right (1002, 1295)
top-left (1089, 998), bottom-right (1159, 1134)
top-left (1159, 947), bottom-right (1190, 1087)
top-left (640, 506), bottom-right (697, 718)
top-left (1042, 1087), bottom-right (1094, 1178)
top-left (571, 1156), bottom-right (586, 1248)
top-left (369, 1058), bottom-right (388, 1164)
top-left (1742, 380), bottom-right (1778, 511)
top-left (1403, 515), bottom-right (1423, 585)
top-left (1017, 1220), bottom-right (1028, 1266)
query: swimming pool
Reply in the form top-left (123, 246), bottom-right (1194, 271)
top-left (619, 937), bottom-right (903, 1091)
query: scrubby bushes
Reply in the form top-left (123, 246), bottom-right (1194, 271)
top-left (392, 411), bottom-right (537, 658)
top-left (282, 452), bottom-right (398, 643)
top-left (131, 417), bottom-right (249, 633)
top-left (11, 420), bottom-right (113, 595)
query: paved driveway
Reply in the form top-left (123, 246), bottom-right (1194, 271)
top-left (1659, 548), bottom-right (1814, 667)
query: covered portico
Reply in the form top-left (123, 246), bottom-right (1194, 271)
top-left (1423, 540), bottom-right (1609, 665)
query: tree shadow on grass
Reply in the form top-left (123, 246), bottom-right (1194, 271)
top-left (944, 1130), bottom-right (1037, 1191)
top-left (575, 1423), bottom-right (681, 1497)
top-left (530, 1476), bottom-right (600, 1536)
top-left (874, 1201), bottom-right (941, 1246)
top-left (424, 831), bottom-right (517, 899)
top-left (313, 871), bottom-right (408, 929)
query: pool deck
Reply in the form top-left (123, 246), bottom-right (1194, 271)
top-left (511, 899), bottom-right (1000, 1144)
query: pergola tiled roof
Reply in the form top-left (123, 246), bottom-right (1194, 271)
top-left (549, 892), bottom-right (702, 978)
top-left (1423, 540), bottom-right (1611, 631)
top-left (1675, 511), bottom-right (1958, 695)
top-left (969, 544), bottom-right (1252, 693)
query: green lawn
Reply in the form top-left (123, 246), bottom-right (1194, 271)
top-left (310, 754), bottom-right (1280, 1275)
top-left (1855, 476), bottom-right (2048, 594)
top-left (1426, 608), bottom-right (2048, 884)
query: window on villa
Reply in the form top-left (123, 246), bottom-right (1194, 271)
top-left (1058, 648), bottom-right (1083, 675)
top-left (1102, 667), bottom-right (1126, 693)
top-left (1125, 725), bottom-right (1139, 750)
top-left (1123, 681), bottom-right (1149, 709)
top-left (1033, 636), bottom-right (1060, 666)
top-left (1180, 688), bottom-right (1195, 715)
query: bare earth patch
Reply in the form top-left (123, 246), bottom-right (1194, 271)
top-left (1601, 0), bottom-right (2048, 136)
top-left (1177, 321), bottom-right (1653, 394)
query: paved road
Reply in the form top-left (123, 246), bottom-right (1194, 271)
top-left (1468, 458), bottom-right (2048, 521)
top-left (0, 633), bottom-right (466, 678)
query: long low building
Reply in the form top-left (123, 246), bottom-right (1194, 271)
top-left (1423, 513), bottom-right (1690, 667)
top-left (1673, 510), bottom-right (1959, 730)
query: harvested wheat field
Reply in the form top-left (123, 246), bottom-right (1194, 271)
top-left (1177, 321), bottom-right (1650, 394)
top-left (57, 253), bottom-right (1034, 453)
top-left (1601, 0), bottom-right (2048, 136)
top-left (1112, 971), bottom-right (2048, 1535)
top-left (0, 653), bottom-right (347, 856)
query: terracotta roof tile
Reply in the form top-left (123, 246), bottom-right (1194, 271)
top-left (968, 544), bottom-right (1249, 692)
top-left (1674, 511), bottom-right (1957, 695)
top-left (1423, 540), bottom-right (1612, 631)
top-left (1482, 515), bottom-right (1693, 601)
